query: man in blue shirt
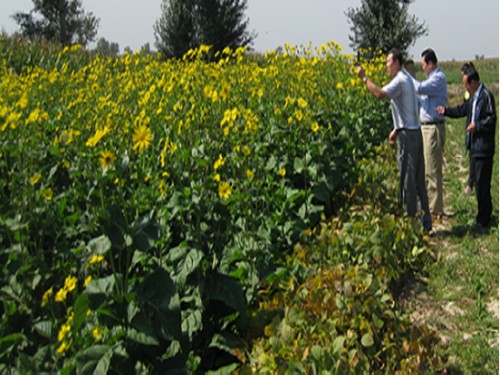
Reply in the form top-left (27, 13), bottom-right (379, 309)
top-left (412, 49), bottom-right (448, 221)
top-left (356, 49), bottom-right (432, 231)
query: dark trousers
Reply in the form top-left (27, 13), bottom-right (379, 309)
top-left (471, 156), bottom-right (493, 226)
top-left (397, 129), bottom-right (432, 230)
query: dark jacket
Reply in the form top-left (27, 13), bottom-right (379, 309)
top-left (444, 85), bottom-right (496, 158)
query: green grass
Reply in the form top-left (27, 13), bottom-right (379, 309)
top-left (415, 58), bottom-right (499, 85)
top-left (406, 99), bottom-right (499, 372)
top-left (404, 58), bottom-right (499, 373)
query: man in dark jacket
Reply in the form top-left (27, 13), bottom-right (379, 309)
top-left (437, 62), bottom-right (497, 228)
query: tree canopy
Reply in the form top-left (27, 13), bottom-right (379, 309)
top-left (12, 0), bottom-right (99, 47)
top-left (154, 0), bottom-right (255, 59)
top-left (346, 0), bottom-right (427, 58)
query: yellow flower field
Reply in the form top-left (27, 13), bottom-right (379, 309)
top-left (0, 41), bottom-right (396, 373)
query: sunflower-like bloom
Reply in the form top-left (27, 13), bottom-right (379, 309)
top-left (132, 125), bottom-right (152, 152)
top-left (218, 181), bottom-right (232, 200)
top-left (99, 150), bottom-right (116, 172)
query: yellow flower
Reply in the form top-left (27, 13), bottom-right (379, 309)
top-left (88, 254), bottom-right (104, 265)
top-left (278, 168), bottom-right (286, 177)
top-left (311, 121), bottom-right (319, 133)
top-left (84, 275), bottom-right (92, 287)
top-left (42, 188), bottom-right (53, 201)
top-left (92, 326), bottom-right (103, 341)
top-left (297, 98), bottom-right (308, 108)
top-left (99, 150), bottom-right (116, 172)
top-left (213, 173), bottom-right (221, 182)
top-left (58, 322), bottom-right (71, 342)
top-left (336, 82), bottom-right (344, 90)
top-left (295, 110), bottom-right (304, 122)
top-left (30, 173), bottom-right (42, 186)
top-left (26, 108), bottom-right (49, 125)
top-left (246, 169), bottom-right (255, 181)
top-left (86, 127), bottom-right (110, 148)
top-left (132, 125), bottom-right (152, 152)
top-left (55, 288), bottom-right (68, 303)
top-left (218, 181), bottom-right (232, 200)
top-left (213, 154), bottom-right (225, 171)
top-left (56, 340), bottom-right (71, 355)
top-left (64, 276), bottom-right (77, 293)
top-left (41, 287), bottom-right (53, 307)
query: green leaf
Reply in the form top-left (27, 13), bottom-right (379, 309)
top-left (34, 320), bottom-right (52, 339)
top-left (332, 335), bottom-right (346, 354)
top-left (0, 333), bottom-right (27, 355)
top-left (135, 267), bottom-right (182, 340)
top-left (76, 345), bottom-right (111, 375)
top-left (86, 275), bottom-right (116, 295)
top-left (181, 308), bottom-right (203, 339)
top-left (127, 328), bottom-right (159, 346)
top-left (132, 211), bottom-right (159, 251)
top-left (87, 235), bottom-right (111, 255)
top-left (311, 345), bottom-right (324, 361)
top-left (372, 313), bottom-right (384, 330)
top-left (205, 363), bottom-right (239, 375)
top-left (204, 272), bottom-right (246, 313)
top-left (209, 331), bottom-right (241, 354)
top-left (176, 248), bottom-right (203, 287)
top-left (73, 292), bottom-right (90, 332)
top-left (361, 332), bottom-right (374, 347)
top-left (104, 206), bottom-right (128, 248)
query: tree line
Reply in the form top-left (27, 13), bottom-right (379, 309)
top-left (9, 0), bottom-right (426, 59)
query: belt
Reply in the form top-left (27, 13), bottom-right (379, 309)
top-left (421, 120), bottom-right (445, 125)
top-left (396, 128), bottom-right (420, 132)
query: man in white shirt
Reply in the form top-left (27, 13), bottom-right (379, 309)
top-left (356, 49), bottom-right (432, 231)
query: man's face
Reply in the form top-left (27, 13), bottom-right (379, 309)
top-left (462, 73), bottom-right (472, 94)
top-left (386, 54), bottom-right (399, 77)
top-left (421, 57), bottom-right (433, 76)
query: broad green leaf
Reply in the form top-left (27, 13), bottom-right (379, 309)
top-left (372, 313), bottom-right (384, 330)
top-left (76, 345), bottom-right (111, 375)
top-left (175, 248), bottom-right (203, 286)
top-left (361, 332), bottom-right (374, 347)
top-left (311, 345), bottom-right (324, 361)
top-left (86, 275), bottom-right (116, 295)
top-left (73, 292), bottom-right (90, 332)
top-left (0, 333), bottom-right (26, 354)
top-left (332, 335), bottom-right (346, 354)
top-left (127, 328), bottom-right (159, 346)
top-left (181, 308), bottom-right (203, 339)
top-left (205, 363), bottom-right (239, 375)
top-left (87, 235), bottom-right (111, 255)
top-left (135, 267), bottom-right (182, 340)
top-left (204, 272), bottom-right (246, 313)
top-left (34, 320), bottom-right (52, 339)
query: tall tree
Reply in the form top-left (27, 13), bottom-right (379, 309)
top-left (194, 0), bottom-right (254, 52)
top-left (346, 0), bottom-right (427, 57)
top-left (154, 0), bottom-right (254, 59)
top-left (12, 0), bottom-right (99, 47)
top-left (154, 0), bottom-right (196, 59)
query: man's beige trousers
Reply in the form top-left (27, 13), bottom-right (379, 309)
top-left (421, 123), bottom-right (446, 216)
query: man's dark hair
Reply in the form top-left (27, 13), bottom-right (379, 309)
top-left (421, 48), bottom-right (438, 65)
top-left (461, 62), bottom-right (481, 83)
top-left (388, 49), bottom-right (404, 66)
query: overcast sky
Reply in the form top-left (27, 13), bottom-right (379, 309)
top-left (1, 0), bottom-right (498, 61)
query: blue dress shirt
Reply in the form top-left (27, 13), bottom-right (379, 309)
top-left (412, 67), bottom-right (448, 123)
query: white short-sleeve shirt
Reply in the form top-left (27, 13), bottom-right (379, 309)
top-left (382, 70), bottom-right (420, 130)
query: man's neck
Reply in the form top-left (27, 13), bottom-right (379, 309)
top-left (469, 82), bottom-right (481, 96)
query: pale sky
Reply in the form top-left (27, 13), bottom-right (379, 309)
top-left (1, 0), bottom-right (498, 61)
